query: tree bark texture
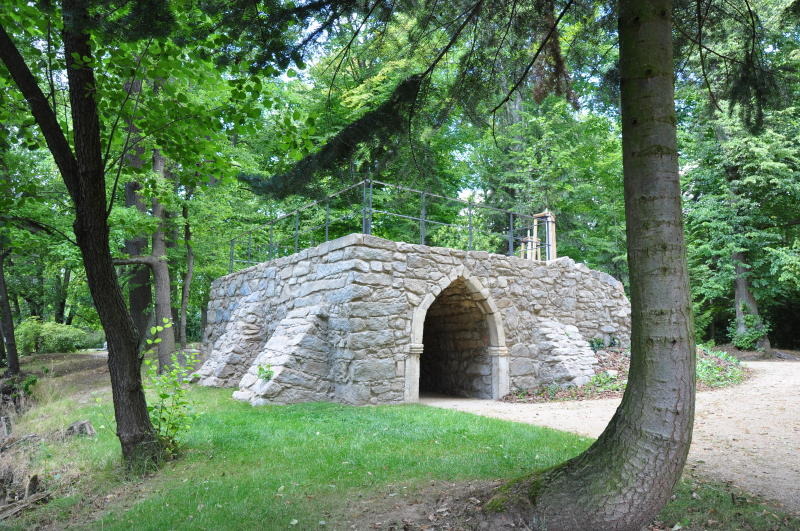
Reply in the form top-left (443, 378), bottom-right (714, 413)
top-left (0, 1), bottom-right (160, 462)
top-left (526, 2), bottom-right (695, 529)
top-left (124, 181), bottom-right (152, 348)
top-left (0, 248), bottom-right (20, 375)
top-left (178, 202), bottom-right (194, 349)
top-left (54, 267), bottom-right (71, 324)
top-left (151, 150), bottom-right (176, 370)
top-left (732, 251), bottom-right (771, 351)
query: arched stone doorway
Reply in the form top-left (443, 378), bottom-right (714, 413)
top-left (405, 271), bottom-right (508, 401)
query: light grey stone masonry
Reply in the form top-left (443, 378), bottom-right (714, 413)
top-left (196, 233), bottom-right (631, 405)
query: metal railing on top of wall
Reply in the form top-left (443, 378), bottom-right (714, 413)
top-left (228, 179), bottom-right (556, 273)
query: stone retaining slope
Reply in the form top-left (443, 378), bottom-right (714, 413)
top-left (196, 233), bottom-right (631, 405)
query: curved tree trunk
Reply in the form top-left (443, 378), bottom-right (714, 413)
top-left (527, 2), bottom-right (695, 529)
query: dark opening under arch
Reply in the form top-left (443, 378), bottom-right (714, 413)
top-left (419, 278), bottom-right (494, 398)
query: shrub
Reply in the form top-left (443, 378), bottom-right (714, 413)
top-left (143, 320), bottom-right (199, 457)
top-left (727, 313), bottom-right (771, 351)
top-left (14, 317), bottom-right (102, 354)
top-left (16, 317), bottom-right (42, 355)
top-left (696, 347), bottom-right (745, 387)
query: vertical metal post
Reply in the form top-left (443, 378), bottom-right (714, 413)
top-left (247, 235), bottom-right (252, 263)
top-left (366, 179), bottom-right (373, 235)
top-left (507, 212), bottom-right (514, 256)
top-left (228, 239), bottom-right (235, 273)
top-left (294, 211), bottom-right (300, 253)
top-left (325, 200), bottom-right (330, 241)
top-left (268, 225), bottom-right (274, 259)
top-left (467, 201), bottom-right (474, 250)
top-left (361, 179), bottom-right (368, 234)
top-left (544, 216), bottom-right (550, 260)
top-left (419, 192), bottom-right (427, 245)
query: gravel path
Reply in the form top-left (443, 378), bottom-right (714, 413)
top-left (421, 361), bottom-right (800, 514)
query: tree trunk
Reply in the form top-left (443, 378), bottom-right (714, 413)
top-left (178, 202), bottom-right (194, 349)
top-left (151, 150), bottom-right (176, 370)
top-left (526, 2), bottom-right (695, 529)
top-left (732, 251), bottom-right (771, 352)
top-left (124, 181), bottom-right (153, 348)
top-left (0, 248), bottom-right (20, 376)
top-left (0, 320), bottom-right (6, 367)
top-left (0, 4), bottom-right (161, 462)
top-left (54, 267), bottom-right (71, 324)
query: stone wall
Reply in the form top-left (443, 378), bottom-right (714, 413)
top-left (196, 233), bottom-right (631, 405)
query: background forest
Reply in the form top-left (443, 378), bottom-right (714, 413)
top-left (1, 0), bottom-right (798, 377)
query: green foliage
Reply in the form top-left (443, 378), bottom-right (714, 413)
top-left (256, 364), bottom-right (274, 381)
top-left (696, 347), bottom-right (745, 388)
top-left (588, 337), bottom-right (605, 353)
top-left (727, 313), bottom-right (771, 351)
top-left (20, 374), bottom-right (38, 396)
top-left (15, 317), bottom-right (101, 355)
top-left (586, 371), bottom-right (625, 393)
top-left (142, 322), bottom-right (199, 457)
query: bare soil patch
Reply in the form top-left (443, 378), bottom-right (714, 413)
top-left (423, 360), bottom-right (800, 516)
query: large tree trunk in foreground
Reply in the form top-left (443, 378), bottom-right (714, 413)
top-left (61, 4), bottom-right (160, 462)
top-left (732, 251), bottom-right (771, 352)
top-left (0, 2), bottom-right (160, 463)
top-left (526, 2), bottom-right (695, 529)
top-left (0, 248), bottom-right (20, 375)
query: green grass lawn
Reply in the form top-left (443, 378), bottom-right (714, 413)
top-left (11, 366), bottom-right (591, 529)
top-left (8, 354), bottom-right (800, 530)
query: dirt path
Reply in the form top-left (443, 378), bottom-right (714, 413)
top-left (421, 361), bottom-right (800, 515)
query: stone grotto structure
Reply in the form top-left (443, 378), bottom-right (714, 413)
top-left (196, 233), bottom-right (631, 406)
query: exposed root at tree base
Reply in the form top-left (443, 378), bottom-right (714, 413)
top-left (340, 478), bottom-right (541, 530)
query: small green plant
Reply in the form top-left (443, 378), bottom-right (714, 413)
top-left (586, 371), bottom-right (625, 392)
top-left (696, 346), bottom-right (745, 387)
top-left (21, 374), bottom-right (38, 395)
top-left (544, 383), bottom-right (561, 399)
top-left (257, 364), bottom-right (274, 381)
top-left (143, 319), bottom-right (199, 457)
top-left (588, 337), bottom-right (605, 352)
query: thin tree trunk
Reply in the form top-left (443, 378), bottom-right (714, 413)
top-left (732, 251), bottom-right (771, 352)
top-left (151, 150), bottom-right (176, 370)
top-left (54, 267), bottom-right (71, 324)
top-left (0, 248), bottom-right (20, 376)
top-left (0, 4), bottom-right (160, 462)
top-left (125, 181), bottom-right (153, 348)
top-left (526, 2), bottom-right (695, 528)
top-left (0, 320), bottom-right (6, 367)
top-left (178, 202), bottom-right (194, 349)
